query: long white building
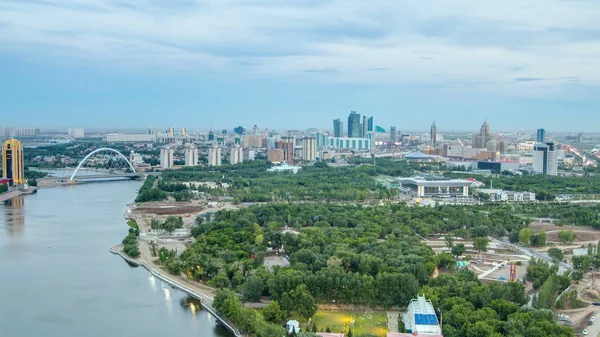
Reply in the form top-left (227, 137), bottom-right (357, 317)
top-left (160, 146), bottom-right (174, 169)
top-left (208, 145), bottom-right (222, 166)
top-left (230, 145), bottom-right (244, 165)
top-left (184, 144), bottom-right (198, 166)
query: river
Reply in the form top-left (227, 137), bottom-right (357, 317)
top-left (0, 181), bottom-right (233, 337)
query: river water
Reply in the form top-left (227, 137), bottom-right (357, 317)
top-left (0, 181), bottom-right (233, 337)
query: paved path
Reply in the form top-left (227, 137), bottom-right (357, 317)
top-left (0, 190), bottom-right (23, 202)
top-left (388, 311), bottom-right (400, 332)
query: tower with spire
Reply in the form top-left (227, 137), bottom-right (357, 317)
top-left (430, 121), bottom-right (438, 147)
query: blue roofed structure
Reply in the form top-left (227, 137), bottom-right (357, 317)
top-left (402, 295), bottom-right (443, 335)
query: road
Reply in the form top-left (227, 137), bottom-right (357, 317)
top-left (491, 237), bottom-right (574, 274)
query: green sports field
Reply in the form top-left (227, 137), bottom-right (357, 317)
top-left (295, 310), bottom-right (389, 337)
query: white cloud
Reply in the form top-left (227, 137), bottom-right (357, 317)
top-left (1, 0), bottom-right (600, 93)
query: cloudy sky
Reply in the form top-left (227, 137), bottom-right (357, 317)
top-left (1, 0), bottom-right (599, 131)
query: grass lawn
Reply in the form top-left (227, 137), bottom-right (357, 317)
top-left (293, 310), bottom-right (389, 337)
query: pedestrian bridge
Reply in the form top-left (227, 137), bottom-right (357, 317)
top-left (69, 148), bottom-right (141, 181)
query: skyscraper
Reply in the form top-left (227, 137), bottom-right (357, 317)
top-left (533, 142), bottom-right (558, 175)
top-left (333, 119), bottom-right (344, 137)
top-left (207, 145), bottom-right (222, 166)
top-left (367, 116), bottom-right (374, 132)
top-left (347, 111), bottom-right (361, 138)
top-left (536, 128), bottom-right (546, 143)
top-left (233, 126), bottom-right (246, 135)
top-left (230, 145), bottom-right (244, 165)
top-left (390, 126), bottom-right (397, 142)
top-left (430, 122), bottom-right (437, 146)
top-left (184, 144), bottom-right (198, 166)
top-left (160, 146), bottom-right (174, 169)
top-left (2, 139), bottom-right (25, 186)
top-left (301, 137), bottom-right (317, 161)
top-left (281, 137), bottom-right (294, 164)
top-left (473, 120), bottom-right (491, 149)
top-left (181, 128), bottom-right (187, 136)
top-left (360, 115), bottom-right (367, 138)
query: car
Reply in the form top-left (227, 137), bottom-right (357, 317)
top-left (583, 329), bottom-right (588, 335)
top-left (591, 317), bottom-right (596, 322)
top-left (593, 302), bottom-right (600, 306)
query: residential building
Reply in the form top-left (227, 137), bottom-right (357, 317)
top-left (181, 128), bottom-right (187, 136)
top-left (267, 148), bottom-right (284, 163)
top-left (533, 142), bottom-right (558, 175)
top-left (15, 128), bottom-right (40, 137)
top-left (106, 134), bottom-right (154, 142)
top-left (168, 126), bottom-right (174, 137)
top-left (536, 128), bottom-right (546, 143)
top-left (578, 133), bottom-right (584, 143)
top-left (347, 111), bottom-right (361, 138)
top-left (243, 148), bottom-right (255, 161)
top-left (390, 126), bottom-right (397, 142)
top-left (402, 295), bottom-right (442, 335)
top-left (160, 146), bottom-right (174, 169)
top-left (315, 134), bottom-right (372, 150)
top-left (230, 145), bottom-right (244, 165)
top-left (68, 128), bottom-right (85, 138)
top-left (398, 175), bottom-right (471, 198)
top-left (333, 118), bottom-right (344, 137)
top-left (2, 139), bottom-right (25, 186)
top-left (243, 134), bottom-right (264, 148)
top-left (301, 137), bottom-right (317, 161)
top-left (207, 145), bottom-right (222, 166)
top-left (430, 122), bottom-right (437, 146)
top-left (280, 137), bottom-right (294, 164)
top-left (207, 131), bottom-right (215, 141)
top-left (184, 144), bottom-right (198, 166)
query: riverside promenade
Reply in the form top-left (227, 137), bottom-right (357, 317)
top-left (109, 245), bottom-right (242, 337)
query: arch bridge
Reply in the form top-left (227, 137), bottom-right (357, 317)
top-left (49, 135), bottom-right (76, 143)
top-left (70, 148), bottom-right (141, 181)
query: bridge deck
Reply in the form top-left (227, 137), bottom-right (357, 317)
top-left (0, 190), bottom-right (24, 202)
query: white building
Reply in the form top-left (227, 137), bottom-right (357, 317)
top-left (402, 295), bottom-right (442, 335)
top-left (106, 134), bottom-right (154, 142)
top-left (477, 188), bottom-right (536, 202)
top-left (244, 148), bottom-right (255, 161)
top-left (267, 162), bottom-right (301, 174)
top-left (208, 145), bottom-right (222, 166)
top-left (129, 150), bottom-right (144, 166)
top-left (160, 146), bottom-right (174, 169)
top-left (230, 145), bottom-right (244, 165)
top-left (398, 175), bottom-right (471, 198)
top-left (301, 137), bottom-right (317, 161)
top-left (184, 144), bottom-right (198, 166)
top-left (68, 128), bottom-right (85, 138)
top-left (285, 320), bottom-right (300, 334)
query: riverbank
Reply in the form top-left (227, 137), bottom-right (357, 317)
top-left (0, 187), bottom-right (38, 202)
top-left (109, 244), bottom-right (243, 337)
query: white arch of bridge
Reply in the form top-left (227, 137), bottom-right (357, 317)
top-left (69, 148), bottom-right (136, 181)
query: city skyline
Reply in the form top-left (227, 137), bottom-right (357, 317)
top-left (1, 1), bottom-right (600, 130)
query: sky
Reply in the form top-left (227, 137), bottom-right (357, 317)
top-left (1, 0), bottom-right (600, 132)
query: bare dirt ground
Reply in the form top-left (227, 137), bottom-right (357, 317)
top-left (133, 203), bottom-right (205, 215)
top-left (530, 222), bottom-right (580, 232)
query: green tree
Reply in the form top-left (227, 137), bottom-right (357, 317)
top-left (557, 230), bottom-right (576, 244)
top-left (547, 248), bottom-right (564, 262)
top-left (290, 285), bottom-right (318, 321)
top-left (519, 228), bottom-right (533, 246)
top-left (451, 243), bottom-right (466, 258)
top-left (444, 234), bottom-right (454, 249)
top-left (473, 237), bottom-right (490, 253)
top-left (241, 276), bottom-right (264, 302)
top-left (262, 301), bottom-right (287, 325)
top-left (530, 230), bottom-right (547, 247)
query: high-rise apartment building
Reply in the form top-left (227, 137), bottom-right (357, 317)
top-left (208, 131), bottom-right (215, 141)
top-left (578, 133), bottom-right (584, 143)
top-left (430, 122), bottom-right (437, 146)
top-left (15, 128), bottom-right (40, 137)
top-left (390, 126), bottom-right (397, 142)
top-left (301, 137), bottom-right (317, 161)
top-left (2, 139), bottom-right (25, 186)
top-left (184, 144), bottom-right (198, 166)
top-left (233, 126), bottom-right (246, 135)
top-left (536, 128), bottom-right (546, 143)
top-left (68, 128), bottom-right (85, 138)
top-left (533, 142), bottom-right (558, 175)
top-left (347, 111), bottom-right (361, 138)
top-left (333, 119), bottom-right (344, 137)
top-left (160, 146), bottom-right (174, 169)
top-left (367, 116), bottom-right (374, 132)
top-left (181, 128), bottom-right (187, 136)
top-left (230, 145), bottom-right (244, 165)
top-left (280, 137), bottom-right (294, 164)
top-left (207, 145), bottom-right (222, 166)
top-left (168, 126), bottom-right (174, 137)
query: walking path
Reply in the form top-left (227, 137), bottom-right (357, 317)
top-left (388, 311), bottom-right (400, 332)
top-left (110, 243), bottom-right (243, 337)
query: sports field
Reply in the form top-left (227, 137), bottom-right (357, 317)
top-left (297, 310), bottom-right (389, 337)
